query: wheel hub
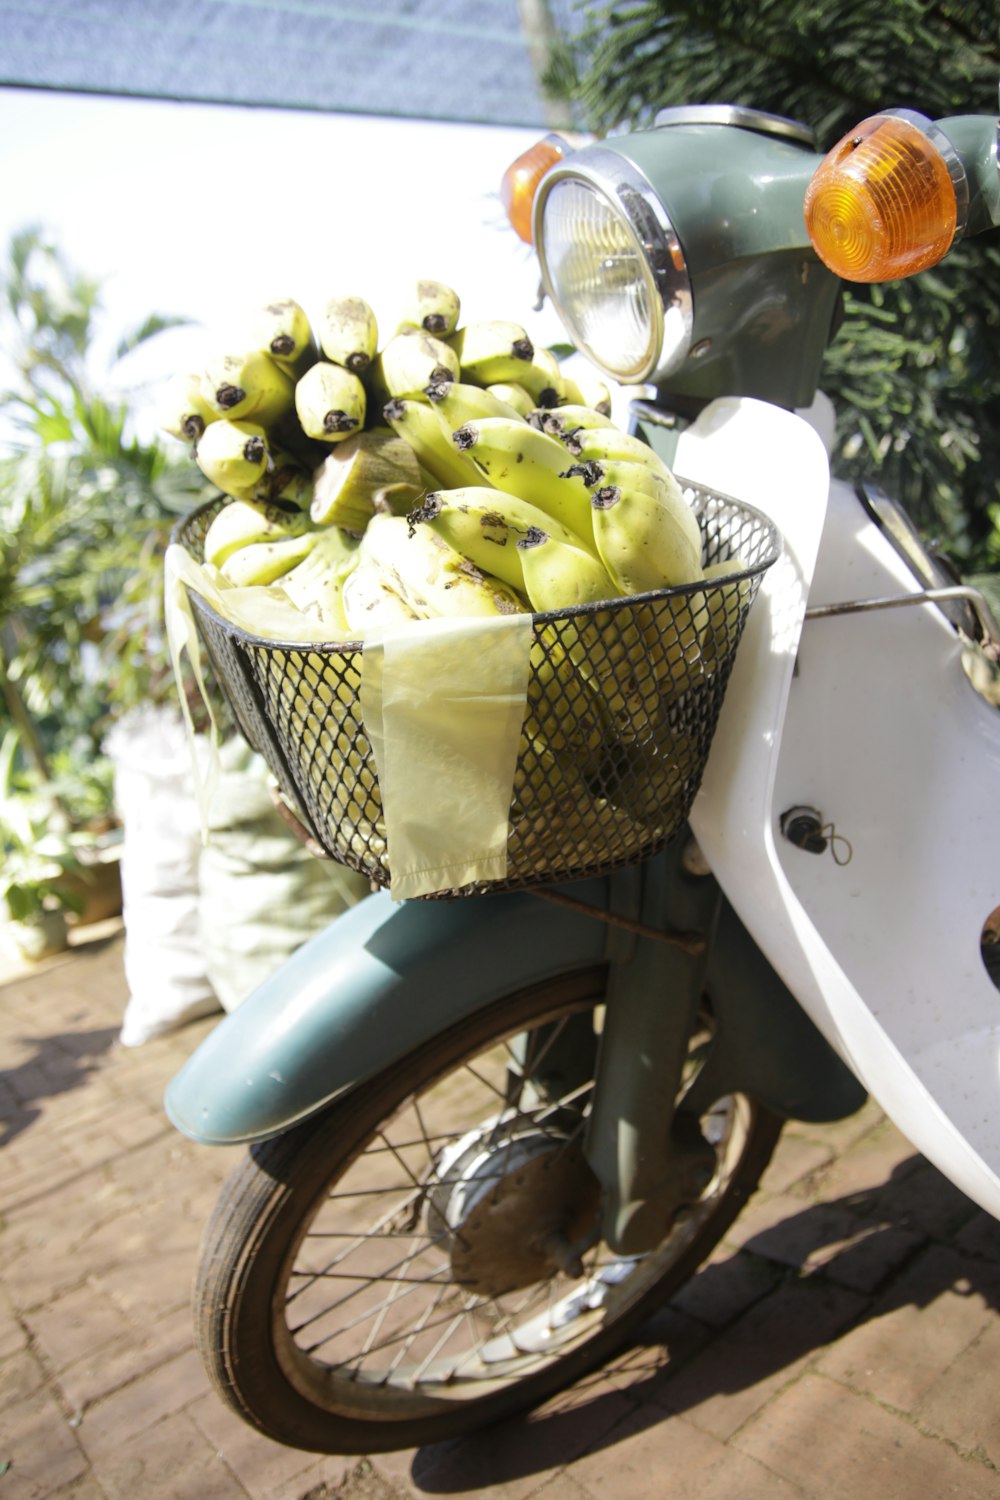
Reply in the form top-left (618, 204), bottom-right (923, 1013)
top-left (427, 1118), bottom-right (601, 1296)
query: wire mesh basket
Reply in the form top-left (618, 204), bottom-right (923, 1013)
top-left (174, 483), bottom-right (781, 897)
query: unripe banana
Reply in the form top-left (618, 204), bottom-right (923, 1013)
top-left (248, 299), bottom-right (317, 373)
top-left (310, 427), bottom-right (423, 531)
top-left (200, 349), bottom-right (295, 426)
top-left (319, 296), bottom-right (379, 375)
top-left (396, 279), bottom-right (461, 337)
top-left (194, 418), bottom-right (271, 496)
top-left (382, 397), bottom-right (489, 490)
top-left (220, 529), bottom-right (321, 586)
top-left (602, 725), bottom-right (699, 829)
top-left (564, 457), bottom-right (677, 507)
top-left (448, 320), bottom-right (535, 386)
top-left (525, 634), bottom-right (611, 778)
top-left (252, 448), bottom-right (314, 508)
top-left (341, 558), bottom-right (421, 634)
top-left (408, 486), bottom-right (581, 593)
top-left (532, 403), bottom-right (613, 437)
top-left (560, 429), bottom-right (702, 560)
top-left (684, 556), bottom-right (753, 673)
top-left (159, 371), bottom-right (219, 444)
top-left (487, 382), bottom-right (535, 418)
top-left (371, 329), bottom-right (460, 401)
top-left (279, 526), bottom-right (360, 635)
top-left (203, 495), bottom-right (312, 568)
top-left (559, 423), bottom-right (674, 478)
top-left (450, 416), bottom-right (595, 546)
top-left (425, 378), bottom-right (526, 428)
top-left (295, 360), bottom-right (367, 442)
top-left (591, 485), bottom-right (703, 594)
top-left (560, 372), bottom-right (612, 416)
top-left (359, 515), bottom-right (527, 619)
top-left (512, 346), bottom-right (567, 409)
top-left (516, 530), bottom-right (619, 612)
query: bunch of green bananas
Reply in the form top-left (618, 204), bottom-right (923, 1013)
top-left (164, 279), bottom-right (746, 873)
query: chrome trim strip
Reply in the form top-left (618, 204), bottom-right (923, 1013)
top-left (654, 104), bottom-right (817, 148)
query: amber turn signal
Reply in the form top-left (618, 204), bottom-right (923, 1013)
top-left (804, 113), bottom-right (959, 282)
top-left (501, 136), bottom-right (567, 244)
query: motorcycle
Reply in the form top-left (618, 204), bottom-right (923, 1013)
top-left (164, 99), bottom-right (1000, 1454)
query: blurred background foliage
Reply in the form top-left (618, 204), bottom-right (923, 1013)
top-left (545, 0), bottom-right (1000, 587)
top-left (0, 227), bottom-right (211, 808)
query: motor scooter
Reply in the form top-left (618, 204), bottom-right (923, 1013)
top-left (164, 99), bottom-right (1000, 1454)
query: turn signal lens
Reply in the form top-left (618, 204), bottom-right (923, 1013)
top-left (804, 113), bottom-right (959, 281)
top-left (501, 137), bottom-right (567, 243)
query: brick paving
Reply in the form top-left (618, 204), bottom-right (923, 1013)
top-left (3, 922), bottom-right (1000, 1499)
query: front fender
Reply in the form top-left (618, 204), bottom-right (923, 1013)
top-left (164, 878), bottom-right (611, 1145)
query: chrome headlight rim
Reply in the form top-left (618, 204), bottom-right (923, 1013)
top-left (533, 145), bottom-right (694, 386)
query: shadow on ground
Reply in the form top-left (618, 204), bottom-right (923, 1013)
top-left (0, 1024), bottom-right (120, 1145)
top-left (402, 1156), bottom-right (1000, 1493)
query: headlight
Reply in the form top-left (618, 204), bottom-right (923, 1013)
top-left (533, 146), bottom-right (693, 385)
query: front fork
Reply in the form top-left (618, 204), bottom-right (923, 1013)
top-left (527, 834), bottom-right (866, 1257)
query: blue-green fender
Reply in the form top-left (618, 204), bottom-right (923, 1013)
top-left (164, 878), bottom-right (612, 1145)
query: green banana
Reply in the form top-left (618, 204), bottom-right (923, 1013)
top-left (318, 296), bottom-right (379, 375)
top-left (511, 346), bottom-right (567, 409)
top-left (294, 360), bottom-right (367, 442)
top-left (525, 634), bottom-right (611, 778)
top-left (310, 427), bottom-right (424, 531)
top-left (408, 486), bottom-right (581, 593)
top-left (341, 558), bottom-right (421, 634)
top-left (278, 526), bottom-right (360, 635)
top-left (560, 429), bottom-right (702, 561)
top-left (600, 725), bottom-right (699, 829)
top-left (382, 397), bottom-right (489, 490)
top-left (564, 456), bottom-right (679, 507)
top-left (194, 418), bottom-right (271, 496)
top-left (425, 378), bottom-right (526, 428)
top-left (248, 299), bottom-right (317, 373)
top-left (220, 529), bottom-right (321, 586)
top-left (200, 349), bottom-right (295, 426)
top-left (558, 422), bottom-right (675, 478)
top-left (687, 556), bottom-right (753, 672)
top-left (159, 371), bottom-right (219, 445)
top-left (203, 495), bottom-right (312, 568)
top-left (487, 382), bottom-right (535, 418)
top-left (448, 319), bottom-right (535, 385)
top-left (532, 403), bottom-right (614, 437)
top-left (359, 515), bottom-right (527, 619)
top-left (560, 371), bottom-right (612, 416)
top-left (396, 279), bottom-right (461, 337)
top-left (450, 416), bottom-right (595, 545)
top-left (516, 530), bottom-right (619, 612)
top-left (511, 746), bottom-right (648, 878)
top-left (251, 448), bottom-right (314, 508)
top-left (371, 329), bottom-right (460, 401)
top-left (591, 485), bottom-right (704, 594)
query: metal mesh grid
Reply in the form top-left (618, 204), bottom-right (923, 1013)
top-left (174, 484), bottom-right (780, 897)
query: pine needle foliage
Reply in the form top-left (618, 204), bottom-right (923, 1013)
top-left (548, 0), bottom-right (1000, 568)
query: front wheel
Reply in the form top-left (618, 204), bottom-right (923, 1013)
top-left (195, 968), bottom-right (782, 1453)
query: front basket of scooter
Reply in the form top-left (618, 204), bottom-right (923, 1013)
top-left (173, 484), bottom-right (780, 897)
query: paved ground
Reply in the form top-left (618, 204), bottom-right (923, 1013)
top-left (4, 921), bottom-right (1000, 1499)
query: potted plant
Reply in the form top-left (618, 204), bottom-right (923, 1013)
top-left (1, 730), bottom-right (89, 961)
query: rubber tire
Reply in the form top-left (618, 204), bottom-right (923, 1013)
top-left (195, 967), bottom-right (783, 1454)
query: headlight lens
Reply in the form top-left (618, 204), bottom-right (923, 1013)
top-left (534, 149), bottom-right (693, 385)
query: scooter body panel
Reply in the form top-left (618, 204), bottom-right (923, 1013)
top-left (674, 397), bottom-right (1000, 1220)
top-left (164, 878), bottom-right (611, 1145)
